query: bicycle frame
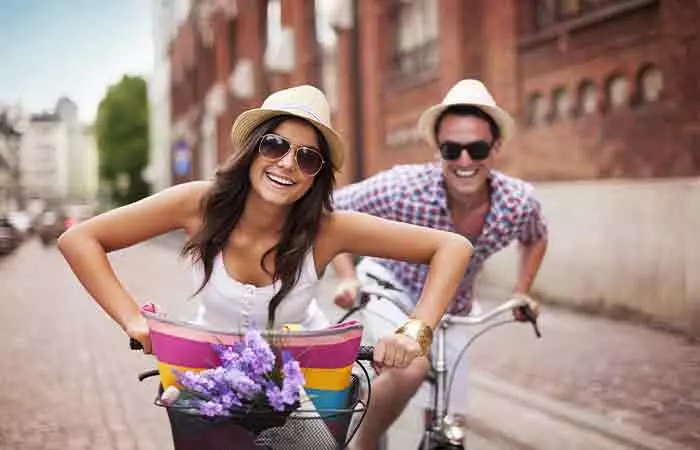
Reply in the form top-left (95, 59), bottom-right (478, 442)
top-left (342, 282), bottom-right (540, 449)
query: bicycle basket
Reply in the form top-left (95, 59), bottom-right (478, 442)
top-left (162, 373), bottom-right (366, 450)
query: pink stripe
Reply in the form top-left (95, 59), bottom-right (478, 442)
top-left (151, 329), bottom-right (362, 369)
top-left (147, 317), bottom-right (363, 347)
top-left (151, 330), bottom-right (222, 368)
top-left (284, 337), bottom-right (362, 368)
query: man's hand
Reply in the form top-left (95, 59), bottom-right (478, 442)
top-left (511, 292), bottom-right (540, 322)
top-left (333, 278), bottom-right (362, 309)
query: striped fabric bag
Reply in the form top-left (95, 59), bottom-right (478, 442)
top-left (145, 311), bottom-right (364, 443)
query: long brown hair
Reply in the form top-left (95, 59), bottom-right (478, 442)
top-left (182, 115), bottom-right (335, 327)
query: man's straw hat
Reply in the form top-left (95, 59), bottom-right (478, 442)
top-left (417, 79), bottom-right (516, 147)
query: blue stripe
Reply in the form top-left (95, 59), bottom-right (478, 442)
top-left (304, 386), bottom-right (352, 414)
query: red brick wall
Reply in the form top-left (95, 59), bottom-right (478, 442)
top-left (340, 0), bottom-right (700, 181)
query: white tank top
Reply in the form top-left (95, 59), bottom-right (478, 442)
top-left (191, 250), bottom-right (329, 331)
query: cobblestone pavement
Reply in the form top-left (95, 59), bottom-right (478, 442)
top-left (1, 238), bottom-right (698, 449)
top-left (465, 292), bottom-right (700, 448)
top-left (0, 239), bottom-right (190, 450)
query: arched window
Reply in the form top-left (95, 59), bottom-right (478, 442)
top-left (552, 87), bottom-right (571, 120)
top-left (638, 65), bottom-right (663, 103)
top-left (578, 80), bottom-right (597, 116)
top-left (606, 74), bottom-right (629, 110)
top-left (392, 0), bottom-right (438, 78)
top-left (527, 92), bottom-right (548, 125)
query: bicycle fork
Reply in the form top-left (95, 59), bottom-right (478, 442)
top-left (420, 323), bottom-right (465, 450)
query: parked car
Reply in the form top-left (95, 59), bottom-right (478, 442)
top-left (0, 216), bottom-right (21, 256)
top-left (37, 210), bottom-right (71, 246)
top-left (7, 210), bottom-right (33, 236)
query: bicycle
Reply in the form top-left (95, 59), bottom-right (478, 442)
top-left (336, 273), bottom-right (541, 450)
top-left (131, 318), bottom-right (377, 450)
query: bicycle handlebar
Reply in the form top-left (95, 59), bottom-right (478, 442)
top-left (357, 282), bottom-right (542, 338)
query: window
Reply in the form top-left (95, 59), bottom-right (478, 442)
top-left (578, 80), bottom-right (598, 115)
top-left (552, 87), bottom-right (571, 120)
top-left (527, 92), bottom-right (549, 125)
top-left (638, 65), bottom-right (663, 103)
top-left (606, 74), bottom-right (629, 109)
top-left (228, 19), bottom-right (236, 72)
top-left (559, 0), bottom-right (581, 17)
top-left (534, 0), bottom-right (624, 29)
top-left (535, 0), bottom-right (557, 29)
top-left (392, 0), bottom-right (438, 78)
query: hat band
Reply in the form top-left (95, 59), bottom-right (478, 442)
top-left (265, 102), bottom-right (325, 124)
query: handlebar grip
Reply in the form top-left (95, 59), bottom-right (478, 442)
top-left (517, 305), bottom-right (542, 338)
top-left (356, 345), bottom-right (375, 361)
top-left (129, 338), bottom-right (144, 350)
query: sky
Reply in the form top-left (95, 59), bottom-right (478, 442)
top-left (0, 0), bottom-right (154, 123)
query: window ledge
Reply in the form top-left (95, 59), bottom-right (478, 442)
top-left (383, 69), bottom-right (439, 95)
top-left (519, 0), bottom-right (659, 49)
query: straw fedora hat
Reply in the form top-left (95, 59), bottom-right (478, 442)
top-left (417, 79), bottom-right (516, 148)
top-left (230, 85), bottom-right (345, 170)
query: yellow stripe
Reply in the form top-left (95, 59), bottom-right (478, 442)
top-left (157, 362), bottom-right (354, 392)
top-left (301, 365), bottom-right (353, 391)
top-left (157, 361), bottom-right (205, 388)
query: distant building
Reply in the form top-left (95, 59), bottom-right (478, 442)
top-left (20, 98), bottom-right (98, 202)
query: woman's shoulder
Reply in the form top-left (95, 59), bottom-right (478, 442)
top-left (157, 180), bottom-right (213, 233)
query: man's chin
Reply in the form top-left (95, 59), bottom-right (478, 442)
top-left (449, 177), bottom-right (487, 197)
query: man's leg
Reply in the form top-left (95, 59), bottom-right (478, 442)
top-left (353, 356), bottom-right (430, 450)
top-left (351, 259), bottom-right (429, 449)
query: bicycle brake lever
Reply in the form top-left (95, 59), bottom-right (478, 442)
top-left (517, 305), bottom-right (542, 338)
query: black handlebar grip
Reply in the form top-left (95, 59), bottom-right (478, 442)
top-left (517, 305), bottom-right (542, 338)
top-left (356, 345), bottom-right (375, 361)
top-left (129, 338), bottom-right (144, 350)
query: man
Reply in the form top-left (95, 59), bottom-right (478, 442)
top-left (332, 79), bottom-right (548, 449)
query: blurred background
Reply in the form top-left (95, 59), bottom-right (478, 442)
top-left (0, 1), bottom-right (699, 449)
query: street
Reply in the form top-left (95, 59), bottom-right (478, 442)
top-left (1, 238), bottom-right (698, 449)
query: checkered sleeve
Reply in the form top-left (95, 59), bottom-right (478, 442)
top-left (332, 168), bottom-right (400, 219)
top-left (518, 195), bottom-right (548, 245)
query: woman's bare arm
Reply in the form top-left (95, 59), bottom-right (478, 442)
top-left (57, 181), bottom-right (210, 347)
top-left (316, 210), bottom-right (473, 329)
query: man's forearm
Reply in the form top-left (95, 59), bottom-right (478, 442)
top-left (513, 238), bottom-right (547, 294)
top-left (332, 253), bottom-right (358, 280)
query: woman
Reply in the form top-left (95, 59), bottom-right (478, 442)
top-left (58, 85), bottom-right (473, 369)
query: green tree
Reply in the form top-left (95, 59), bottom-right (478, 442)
top-left (95, 75), bottom-right (150, 206)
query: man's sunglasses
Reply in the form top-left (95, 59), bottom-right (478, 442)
top-left (258, 133), bottom-right (325, 177)
top-left (438, 139), bottom-right (493, 161)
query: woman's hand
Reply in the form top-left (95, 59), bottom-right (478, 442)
top-left (124, 314), bottom-right (152, 354)
top-left (373, 333), bottom-right (422, 369)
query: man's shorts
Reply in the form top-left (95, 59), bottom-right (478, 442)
top-left (355, 258), bottom-right (475, 414)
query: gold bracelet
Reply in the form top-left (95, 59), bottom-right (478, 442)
top-left (394, 318), bottom-right (433, 356)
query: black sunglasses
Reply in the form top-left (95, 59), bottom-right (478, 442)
top-left (258, 133), bottom-right (325, 177)
top-left (438, 139), bottom-right (493, 161)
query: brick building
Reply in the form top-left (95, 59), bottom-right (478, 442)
top-left (166, 0), bottom-right (699, 184)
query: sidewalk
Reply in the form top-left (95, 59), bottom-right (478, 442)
top-left (319, 277), bottom-right (700, 449)
top-left (467, 289), bottom-right (700, 449)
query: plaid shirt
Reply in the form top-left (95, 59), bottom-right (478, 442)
top-left (333, 163), bottom-right (548, 315)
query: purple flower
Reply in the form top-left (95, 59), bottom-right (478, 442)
top-left (198, 400), bottom-right (230, 417)
top-left (224, 368), bottom-right (262, 400)
top-left (214, 344), bottom-right (242, 368)
top-left (218, 392), bottom-right (242, 409)
top-left (174, 328), bottom-right (305, 417)
top-left (280, 356), bottom-right (305, 405)
top-left (265, 385), bottom-right (286, 412)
